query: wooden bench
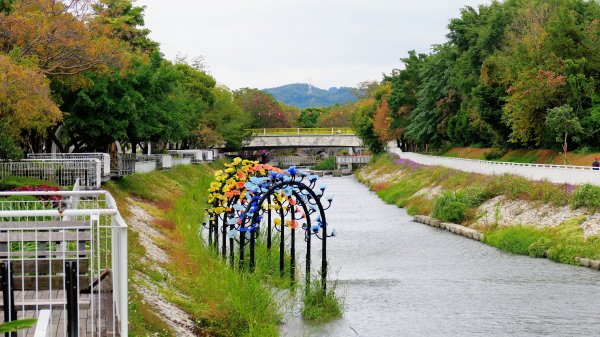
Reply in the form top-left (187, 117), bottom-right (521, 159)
top-left (0, 221), bottom-right (91, 337)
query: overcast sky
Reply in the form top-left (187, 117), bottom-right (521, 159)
top-left (136, 0), bottom-right (492, 90)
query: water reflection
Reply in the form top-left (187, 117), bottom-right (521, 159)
top-left (281, 176), bottom-right (600, 337)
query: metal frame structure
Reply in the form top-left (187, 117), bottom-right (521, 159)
top-left (26, 154), bottom-right (111, 180)
top-left (0, 160), bottom-right (102, 190)
top-left (205, 161), bottom-right (335, 291)
top-left (0, 189), bottom-right (128, 337)
top-left (135, 154), bottom-right (173, 170)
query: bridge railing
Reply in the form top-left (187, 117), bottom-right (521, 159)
top-left (336, 155), bottom-right (371, 164)
top-left (247, 128), bottom-right (355, 135)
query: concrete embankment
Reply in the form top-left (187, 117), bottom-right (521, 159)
top-left (413, 214), bottom-right (600, 271)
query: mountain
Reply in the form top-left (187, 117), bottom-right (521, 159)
top-left (263, 83), bottom-right (357, 109)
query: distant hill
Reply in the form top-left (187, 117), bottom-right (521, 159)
top-left (263, 83), bottom-right (356, 109)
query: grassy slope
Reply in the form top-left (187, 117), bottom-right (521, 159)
top-left (358, 155), bottom-right (600, 265)
top-left (105, 163), bottom-right (281, 337)
top-left (440, 147), bottom-right (599, 165)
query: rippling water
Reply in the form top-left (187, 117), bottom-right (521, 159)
top-left (281, 176), bottom-right (600, 337)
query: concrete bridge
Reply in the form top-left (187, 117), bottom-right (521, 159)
top-left (243, 128), bottom-right (363, 149)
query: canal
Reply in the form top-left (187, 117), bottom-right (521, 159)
top-left (282, 175), bottom-right (600, 336)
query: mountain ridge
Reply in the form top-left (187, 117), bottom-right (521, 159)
top-left (263, 83), bottom-right (356, 108)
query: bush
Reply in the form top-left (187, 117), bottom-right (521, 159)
top-left (432, 191), bottom-right (468, 223)
top-left (527, 237), bottom-right (552, 258)
top-left (312, 156), bottom-right (335, 170)
top-left (483, 148), bottom-right (507, 160)
top-left (571, 184), bottom-right (600, 210)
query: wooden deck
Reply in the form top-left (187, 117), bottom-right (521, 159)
top-left (0, 285), bottom-right (118, 336)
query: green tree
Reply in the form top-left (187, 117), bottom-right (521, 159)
top-left (298, 108), bottom-right (326, 128)
top-left (545, 105), bottom-right (583, 164)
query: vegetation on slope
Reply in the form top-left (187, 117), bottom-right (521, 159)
top-left (357, 155), bottom-right (600, 265)
top-left (106, 163), bottom-right (281, 336)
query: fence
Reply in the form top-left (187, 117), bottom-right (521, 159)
top-left (26, 154), bottom-right (111, 180)
top-left (168, 150), bottom-right (204, 163)
top-left (392, 150), bottom-right (600, 186)
top-left (272, 156), bottom-right (320, 166)
top-left (135, 154), bottom-right (173, 170)
top-left (0, 160), bottom-right (101, 189)
top-left (247, 127), bottom-right (355, 136)
top-left (110, 153), bottom-right (135, 177)
top-left (0, 189), bottom-right (128, 337)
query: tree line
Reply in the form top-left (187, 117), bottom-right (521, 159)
top-left (0, 0), bottom-right (353, 159)
top-left (353, 0), bottom-right (600, 156)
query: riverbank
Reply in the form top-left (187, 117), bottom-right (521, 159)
top-left (105, 163), bottom-right (281, 336)
top-left (356, 155), bottom-right (600, 268)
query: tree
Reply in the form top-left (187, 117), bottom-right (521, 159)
top-left (0, 55), bottom-right (61, 142)
top-left (234, 88), bottom-right (294, 128)
top-left (298, 108), bottom-right (325, 128)
top-left (545, 105), bottom-right (583, 164)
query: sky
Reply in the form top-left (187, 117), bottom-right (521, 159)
top-left (136, 0), bottom-right (493, 90)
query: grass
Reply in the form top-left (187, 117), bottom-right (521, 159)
top-left (312, 156), bottom-right (335, 170)
top-left (357, 154), bottom-right (600, 267)
top-left (301, 278), bottom-right (342, 324)
top-left (484, 218), bottom-right (600, 264)
top-left (106, 163), bottom-right (282, 336)
top-left (0, 176), bottom-right (59, 190)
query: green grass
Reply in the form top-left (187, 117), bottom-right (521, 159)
top-left (107, 162), bottom-right (282, 336)
top-left (484, 218), bottom-right (600, 264)
top-left (301, 278), bottom-right (342, 324)
top-left (312, 156), bottom-right (335, 170)
top-left (0, 176), bottom-right (59, 190)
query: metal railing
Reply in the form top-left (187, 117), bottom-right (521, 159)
top-left (0, 189), bottom-right (128, 337)
top-left (336, 155), bottom-right (371, 164)
top-left (392, 150), bottom-right (600, 186)
top-left (247, 127), bottom-right (355, 135)
top-left (26, 154), bottom-right (111, 179)
top-left (110, 153), bottom-right (135, 177)
top-left (168, 150), bottom-right (204, 163)
top-left (135, 154), bottom-right (173, 170)
top-left (272, 156), bottom-right (320, 166)
top-left (0, 160), bottom-right (101, 189)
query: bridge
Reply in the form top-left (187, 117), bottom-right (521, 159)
top-left (243, 128), bottom-right (363, 149)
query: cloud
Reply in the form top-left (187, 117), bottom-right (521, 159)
top-left (137, 0), bottom-right (492, 89)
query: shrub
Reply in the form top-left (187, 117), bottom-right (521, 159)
top-left (312, 156), bottom-right (335, 170)
top-left (483, 148), bottom-right (507, 160)
top-left (432, 191), bottom-right (468, 223)
top-left (571, 184), bottom-right (600, 210)
top-left (527, 237), bottom-right (552, 258)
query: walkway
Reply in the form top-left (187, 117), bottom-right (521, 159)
top-left (388, 146), bottom-right (600, 186)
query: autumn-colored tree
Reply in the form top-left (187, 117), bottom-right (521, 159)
top-left (234, 88), bottom-right (293, 128)
top-left (0, 0), bottom-right (124, 79)
top-left (0, 55), bottom-right (61, 137)
top-left (318, 104), bottom-right (353, 127)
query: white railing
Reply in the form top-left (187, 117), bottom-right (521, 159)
top-left (202, 150), bottom-right (215, 162)
top-left (135, 154), bottom-right (173, 170)
top-left (27, 153), bottom-right (111, 179)
top-left (336, 155), bottom-right (371, 164)
top-left (0, 190), bottom-right (128, 337)
top-left (273, 156), bottom-right (320, 166)
top-left (0, 160), bottom-right (101, 189)
top-left (172, 157), bottom-right (192, 166)
top-left (392, 150), bottom-right (600, 186)
top-left (134, 161), bottom-right (157, 174)
top-left (168, 150), bottom-right (204, 163)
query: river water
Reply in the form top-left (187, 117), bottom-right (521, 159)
top-left (281, 175), bottom-right (600, 337)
